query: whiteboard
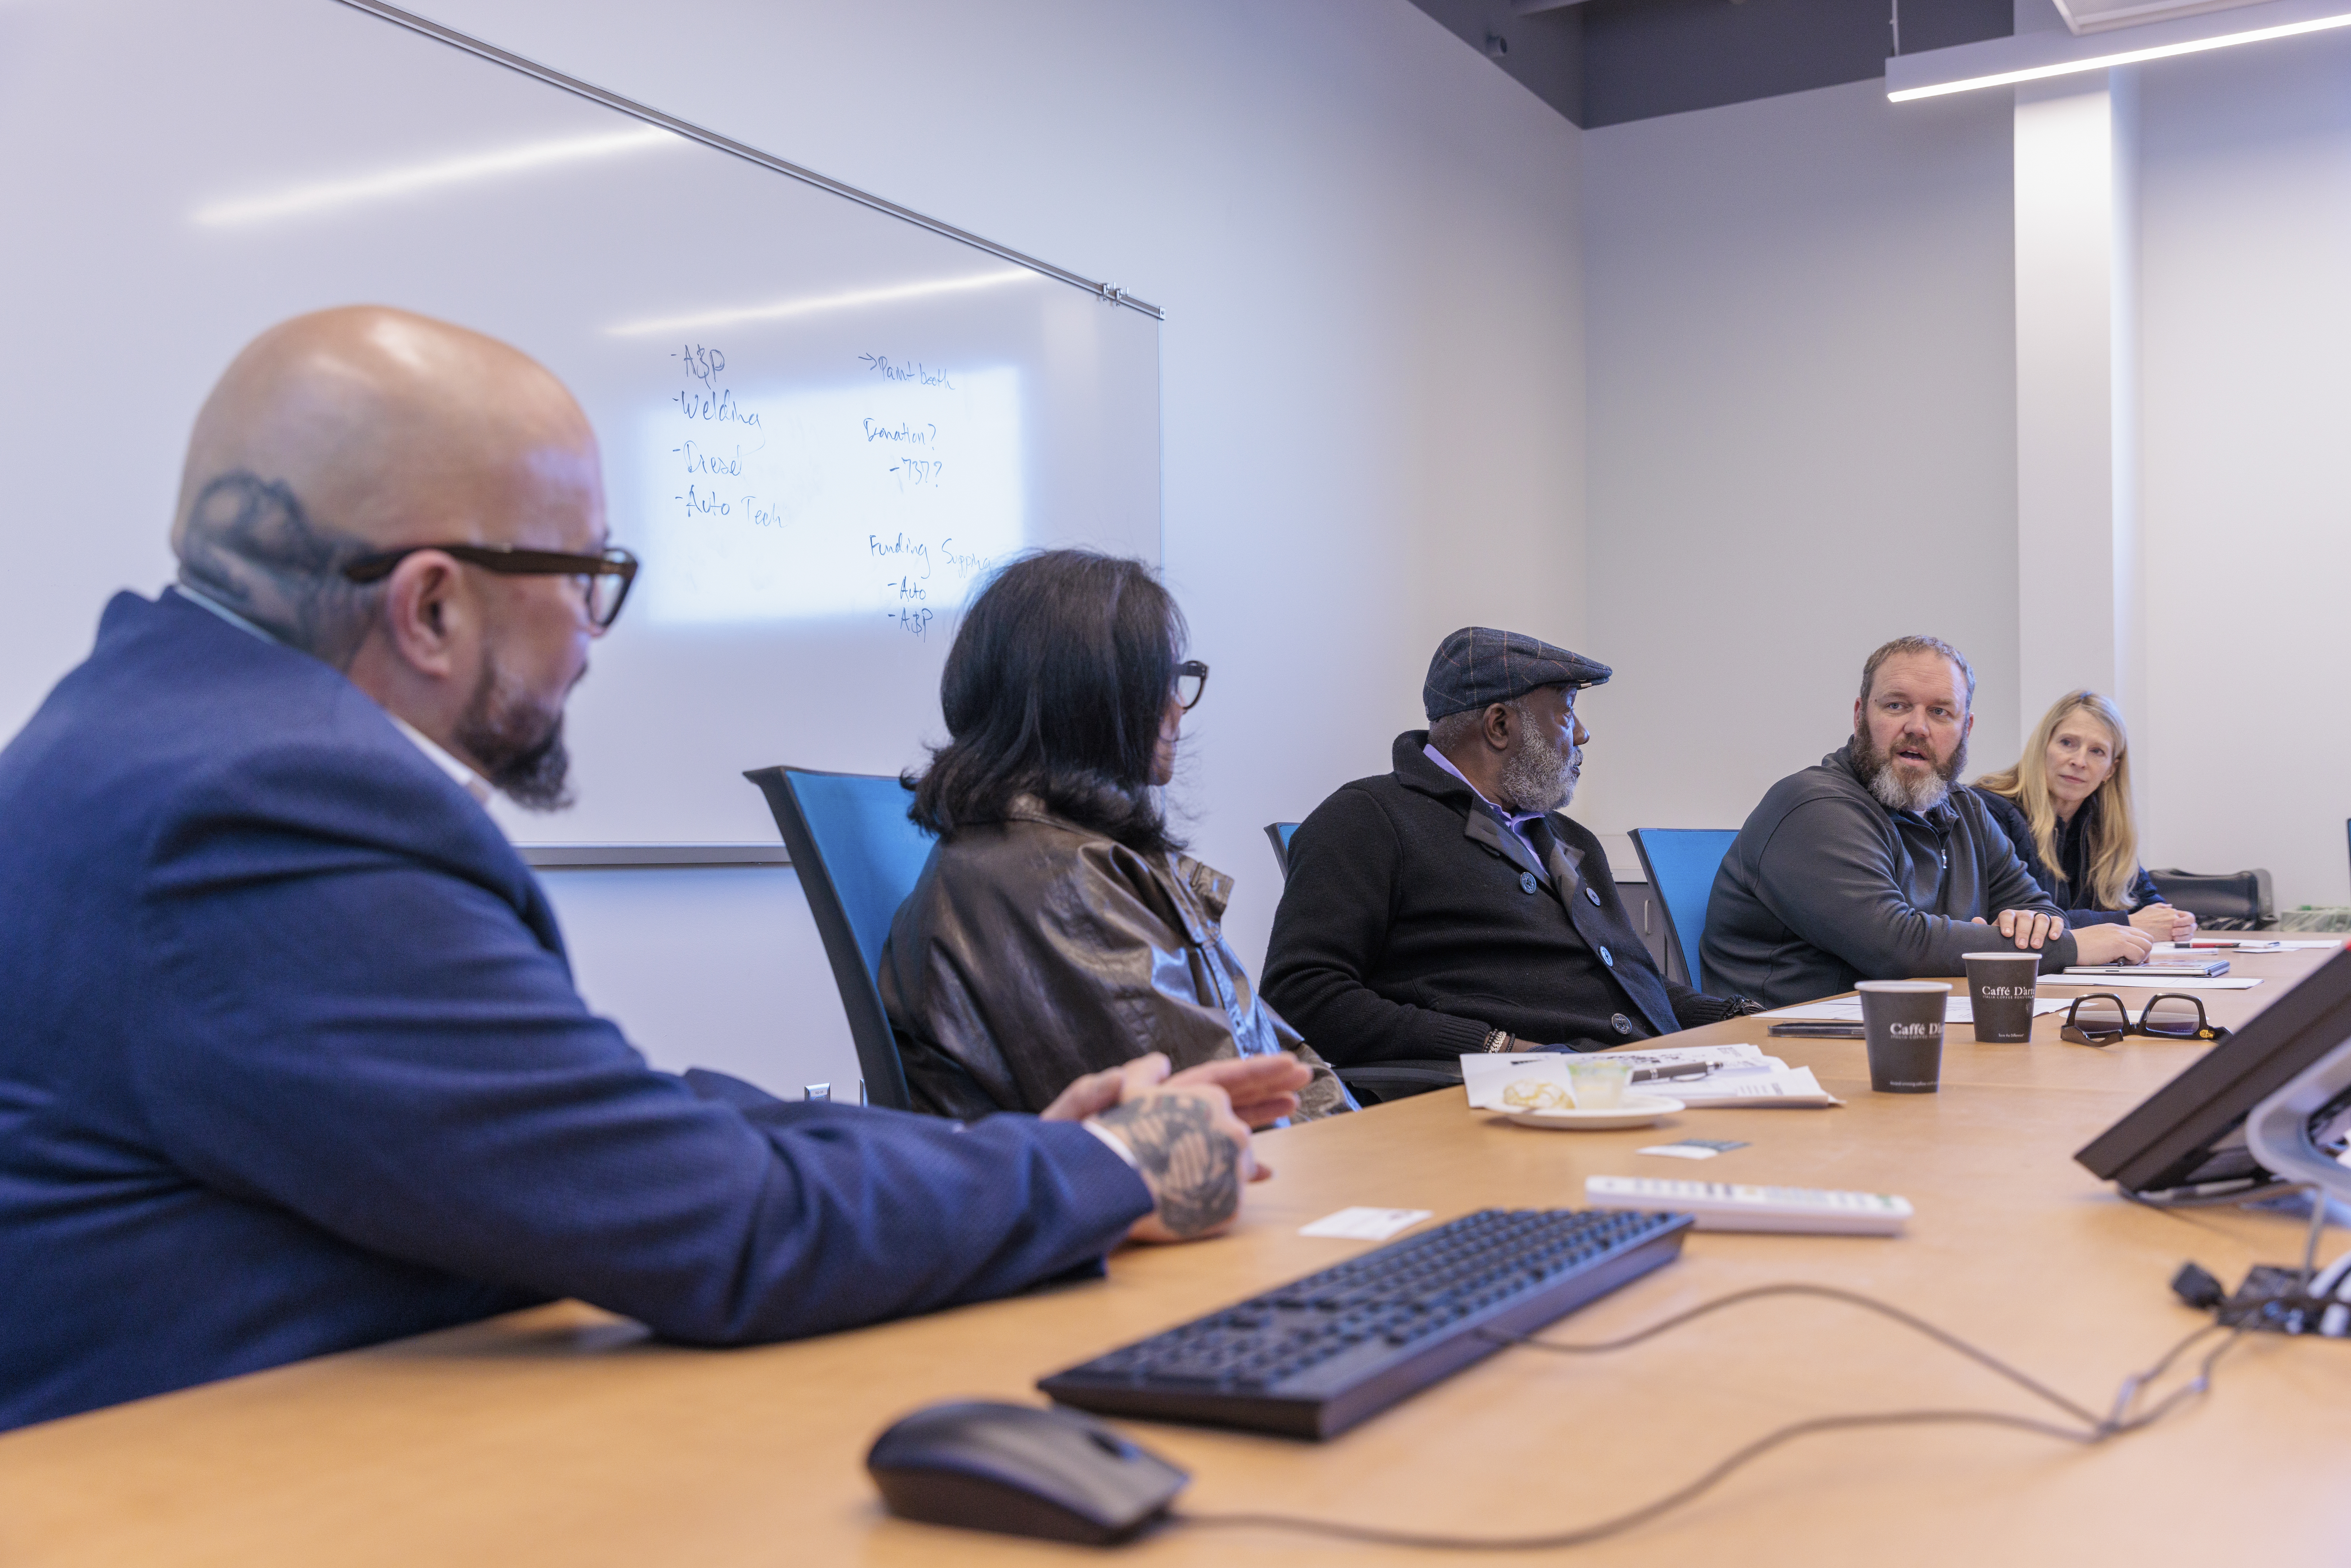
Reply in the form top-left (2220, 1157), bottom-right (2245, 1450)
top-left (0, 0), bottom-right (1161, 846)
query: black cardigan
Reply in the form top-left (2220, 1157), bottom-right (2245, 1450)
top-left (1971, 786), bottom-right (2160, 928)
top-left (1260, 732), bottom-right (1743, 1068)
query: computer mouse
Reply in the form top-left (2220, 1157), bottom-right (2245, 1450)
top-left (866, 1399), bottom-right (1189, 1545)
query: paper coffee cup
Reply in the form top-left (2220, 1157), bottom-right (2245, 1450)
top-left (1962, 950), bottom-right (2040, 1043)
top-left (1858, 980), bottom-right (1950, 1093)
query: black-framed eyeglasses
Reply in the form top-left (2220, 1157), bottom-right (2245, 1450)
top-left (1174, 660), bottom-right (1210, 712)
top-left (340, 543), bottom-right (639, 630)
top-left (2060, 992), bottom-right (2231, 1046)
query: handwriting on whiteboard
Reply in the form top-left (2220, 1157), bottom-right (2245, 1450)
top-left (638, 343), bottom-right (1023, 632)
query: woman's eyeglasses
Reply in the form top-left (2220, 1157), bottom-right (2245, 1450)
top-left (341, 543), bottom-right (640, 630)
top-left (2060, 992), bottom-right (2231, 1046)
top-left (1174, 660), bottom-right (1209, 712)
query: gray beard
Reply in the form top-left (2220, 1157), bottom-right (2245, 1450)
top-left (453, 653), bottom-right (574, 812)
top-left (1853, 724), bottom-right (1964, 815)
top-left (1497, 731), bottom-right (1579, 815)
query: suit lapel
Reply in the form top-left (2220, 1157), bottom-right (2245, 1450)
top-left (1532, 816), bottom-right (1680, 1038)
top-left (1463, 807), bottom-right (1547, 884)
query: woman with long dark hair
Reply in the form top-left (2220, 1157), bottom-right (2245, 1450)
top-left (879, 549), bottom-right (1351, 1120)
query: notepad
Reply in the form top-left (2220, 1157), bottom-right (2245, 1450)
top-left (2045, 973), bottom-right (2262, 990)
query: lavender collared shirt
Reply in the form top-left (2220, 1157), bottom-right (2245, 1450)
top-left (1423, 743), bottom-right (1548, 869)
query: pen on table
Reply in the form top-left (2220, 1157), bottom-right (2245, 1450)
top-left (1631, 1061), bottom-right (1715, 1084)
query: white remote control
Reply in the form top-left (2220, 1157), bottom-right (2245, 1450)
top-left (1585, 1174), bottom-right (1912, 1235)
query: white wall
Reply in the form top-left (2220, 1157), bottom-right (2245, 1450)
top-left (2136, 29), bottom-right (2351, 908)
top-left (1576, 79), bottom-right (2020, 839)
top-left (539, 867), bottom-right (859, 1095)
top-left (1576, 38), bottom-right (2351, 918)
top-left (399, 0), bottom-right (1587, 1091)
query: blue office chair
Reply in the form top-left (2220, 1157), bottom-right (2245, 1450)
top-left (1627, 828), bottom-right (1739, 994)
top-left (1264, 821), bottom-right (1299, 881)
top-left (745, 766), bottom-right (937, 1111)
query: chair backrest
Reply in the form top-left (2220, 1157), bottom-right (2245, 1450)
top-left (744, 766), bottom-right (937, 1110)
top-left (1264, 821), bottom-right (1300, 881)
top-left (2149, 867), bottom-right (2276, 931)
top-left (1627, 828), bottom-right (1740, 994)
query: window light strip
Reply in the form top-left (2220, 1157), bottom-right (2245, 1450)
top-left (195, 126), bottom-right (677, 226)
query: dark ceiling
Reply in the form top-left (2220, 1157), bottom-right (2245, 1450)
top-left (1407, 0), bottom-right (2015, 128)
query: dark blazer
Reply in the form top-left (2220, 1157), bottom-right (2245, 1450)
top-left (1260, 732), bottom-right (1742, 1069)
top-left (1702, 742), bottom-right (2074, 1008)
top-left (1971, 786), bottom-right (2161, 928)
top-left (878, 801), bottom-right (1350, 1122)
top-left (0, 591), bottom-right (1149, 1432)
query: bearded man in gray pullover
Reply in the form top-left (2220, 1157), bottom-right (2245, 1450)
top-left (1702, 636), bottom-right (2154, 1008)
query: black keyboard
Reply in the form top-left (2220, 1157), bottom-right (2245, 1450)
top-left (1039, 1207), bottom-right (1692, 1440)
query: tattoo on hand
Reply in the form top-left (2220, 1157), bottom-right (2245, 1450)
top-left (1096, 1096), bottom-right (1240, 1238)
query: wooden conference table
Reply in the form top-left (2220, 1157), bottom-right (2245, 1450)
top-left (5, 948), bottom-right (2349, 1566)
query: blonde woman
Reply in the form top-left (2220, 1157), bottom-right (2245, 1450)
top-left (1972, 691), bottom-right (2193, 941)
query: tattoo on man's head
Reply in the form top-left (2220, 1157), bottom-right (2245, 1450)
top-left (176, 471), bottom-right (381, 668)
top-left (1094, 1093), bottom-right (1240, 1238)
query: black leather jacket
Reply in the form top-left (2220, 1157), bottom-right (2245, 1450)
top-left (878, 799), bottom-right (1351, 1121)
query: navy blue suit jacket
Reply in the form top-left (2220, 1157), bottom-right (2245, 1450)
top-left (0, 591), bottom-right (1150, 1431)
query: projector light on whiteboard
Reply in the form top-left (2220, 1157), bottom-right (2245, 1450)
top-left (636, 363), bottom-right (1023, 631)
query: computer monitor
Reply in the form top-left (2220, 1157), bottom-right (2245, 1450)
top-left (2076, 943), bottom-right (2351, 1202)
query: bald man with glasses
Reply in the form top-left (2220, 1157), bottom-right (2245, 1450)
top-left (0, 306), bottom-right (1293, 1431)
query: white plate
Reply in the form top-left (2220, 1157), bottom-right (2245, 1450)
top-left (1498, 1094), bottom-right (1684, 1131)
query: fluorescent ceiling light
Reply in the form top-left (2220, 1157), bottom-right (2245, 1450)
top-left (194, 125), bottom-right (677, 226)
top-left (1889, 5), bottom-right (2351, 99)
top-left (607, 269), bottom-right (1037, 337)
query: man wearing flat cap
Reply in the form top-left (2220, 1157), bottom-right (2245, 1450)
top-left (1261, 627), bottom-right (1760, 1102)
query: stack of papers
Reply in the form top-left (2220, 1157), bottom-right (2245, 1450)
top-left (1460, 1046), bottom-right (1839, 1110)
top-left (1610, 1044), bottom-right (1841, 1107)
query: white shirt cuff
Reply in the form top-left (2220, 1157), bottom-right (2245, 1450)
top-left (1079, 1117), bottom-right (1140, 1168)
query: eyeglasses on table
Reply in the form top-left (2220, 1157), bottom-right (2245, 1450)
top-left (2059, 992), bottom-right (2231, 1046)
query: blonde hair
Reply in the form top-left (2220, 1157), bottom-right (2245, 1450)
top-left (1975, 691), bottom-right (2140, 910)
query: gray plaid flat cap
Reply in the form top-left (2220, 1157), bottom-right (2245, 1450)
top-left (1423, 627), bottom-right (1612, 721)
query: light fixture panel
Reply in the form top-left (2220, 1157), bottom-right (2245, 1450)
top-left (2055, 0), bottom-right (2274, 33)
top-left (1889, 0), bottom-right (2351, 100)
